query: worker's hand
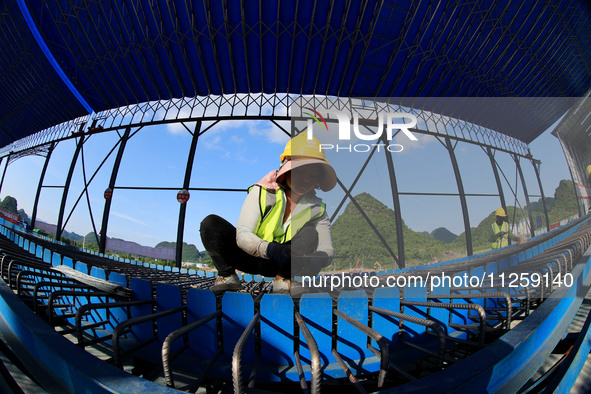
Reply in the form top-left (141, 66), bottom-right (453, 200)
top-left (267, 242), bottom-right (291, 269)
top-left (518, 237), bottom-right (524, 244)
top-left (294, 251), bottom-right (331, 277)
top-left (498, 231), bottom-right (506, 238)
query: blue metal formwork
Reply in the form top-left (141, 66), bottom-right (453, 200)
top-left (155, 283), bottom-right (183, 352)
top-left (260, 293), bottom-right (296, 382)
top-left (299, 292), bottom-right (335, 373)
top-left (87, 267), bottom-right (109, 327)
top-left (372, 286), bottom-right (403, 351)
top-left (129, 278), bottom-right (153, 343)
top-left (336, 290), bottom-right (377, 376)
top-left (222, 292), bottom-right (255, 365)
top-left (187, 288), bottom-right (217, 360)
top-left (402, 284), bottom-right (429, 344)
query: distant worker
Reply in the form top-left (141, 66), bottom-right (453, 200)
top-left (587, 165), bottom-right (591, 213)
top-left (489, 207), bottom-right (521, 249)
top-left (200, 133), bottom-right (336, 293)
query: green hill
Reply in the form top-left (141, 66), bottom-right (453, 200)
top-left (431, 227), bottom-right (457, 243)
top-left (330, 193), bottom-right (462, 269)
top-left (155, 241), bottom-right (202, 262)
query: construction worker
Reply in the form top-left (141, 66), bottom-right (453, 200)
top-left (200, 133), bottom-right (336, 293)
top-left (587, 165), bottom-right (591, 213)
top-left (489, 207), bottom-right (521, 249)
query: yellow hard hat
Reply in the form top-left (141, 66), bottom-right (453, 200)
top-left (586, 165), bottom-right (591, 180)
top-left (280, 133), bottom-right (328, 163)
top-left (495, 207), bottom-right (507, 217)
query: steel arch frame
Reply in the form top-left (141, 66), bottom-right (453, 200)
top-left (0, 95), bottom-right (556, 268)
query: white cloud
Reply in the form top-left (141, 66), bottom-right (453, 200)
top-left (394, 133), bottom-right (437, 155)
top-left (230, 135), bottom-right (245, 144)
top-left (112, 211), bottom-right (148, 226)
top-left (247, 121), bottom-right (289, 144)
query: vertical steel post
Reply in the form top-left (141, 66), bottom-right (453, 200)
top-left (531, 159), bottom-right (550, 232)
top-left (56, 137), bottom-right (85, 241)
top-left (513, 154), bottom-right (535, 238)
top-left (556, 136), bottom-right (585, 217)
top-left (0, 154), bottom-right (10, 196)
top-left (99, 127), bottom-right (132, 253)
top-left (486, 147), bottom-right (507, 214)
top-left (176, 121), bottom-right (202, 268)
top-left (31, 143), bottom-right (55, 229)
top-left (446, 138), bottom-right (473, 256)
top-left (382, 135), bottom-right (405, 268)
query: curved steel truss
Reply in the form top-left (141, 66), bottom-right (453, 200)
top-left (0, 95), bottom-right (557, 269)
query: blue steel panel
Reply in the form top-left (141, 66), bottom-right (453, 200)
top-left (43, 248), bottom-right (51, 263)
top-left (109, 272), bottom-right (127, 287)
top-left (337, 290), bottom-right (371, 361)
top-left (156, 283), bottom-right (183, 350)
top-left (372, 287), bottom-right (403, 351)
top-left (28, 242), bottom-right (35, 255)
top-left (403, 284), bottom-right (429, 343)
top-left (222, 292), bottom-right (255, 363)
top-left (106, 272), bottom-right (129, 330)
top-left (62, 257), bottom-right (74, 268)
top-left (89, 267), bottom-right (109, 325)
top-left (130, 278), bottom-right (153, 342)
top-left (510, 254), bottom-right (518, 267)
top-left (75, 262), bottom-right (88, 275)
top-left (260, 294), bottom-right (295, 374)
top-left (0, 280), bottom-right (177, 393)
top-left (187, 288), bottom-right (217, 359)
top-left (51, 252), bottom-right (61, 267)
top-left (299, 293), bottom-right (334, 364)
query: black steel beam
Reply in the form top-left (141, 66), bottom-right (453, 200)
top-left (31, 142), bottom-right (55, 229)
top-left (513, 154), bottom-right (535, 239)
top-left (99, 127), bottom-right (132, 254)
top-left (531, 158), bottom-right (550, 232)
top-left (486, 146), bottom-right (507, 217)
top-left (446, 137), bottom-right (472, 256)
top-left (175, 121), bottom-right (202, 268)
top-left (56, 136), bottom-right (85, 241)
top-left (0, 154), bottom-right (6, 196)
top-left (381, 134), bottom-right (405, 268)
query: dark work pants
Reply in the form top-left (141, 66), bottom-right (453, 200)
top-left (200, 214), bottom-right (318, 278)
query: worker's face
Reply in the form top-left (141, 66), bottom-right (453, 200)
top-left (496, 215), bottom-right (505, 225)
top-left (287, 164), bottom-right (321, 196)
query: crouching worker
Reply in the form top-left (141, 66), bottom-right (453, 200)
top-left (200, 133), bottom-right (336, 294)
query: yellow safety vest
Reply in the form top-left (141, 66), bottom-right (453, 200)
top-left (491, 221), bottom-right (510, 249)
top-left (251, 186), bottom-right (325, 243)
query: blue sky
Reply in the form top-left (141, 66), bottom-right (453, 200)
top-left (0, 114), bottom-right (571, 253)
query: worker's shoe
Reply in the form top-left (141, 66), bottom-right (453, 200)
top-left (272, 278), bottom-right (291, 294)
top-left (210, 273), bottom-right (242, 293)
top-left (272, 278), bottom-right (305, 297)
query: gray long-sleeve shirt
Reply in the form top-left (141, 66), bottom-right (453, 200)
top-left (235, 185), bottom-right (334, 259)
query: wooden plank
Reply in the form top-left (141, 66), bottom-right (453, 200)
top-left (51, 265), bottom-right (131, 298)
